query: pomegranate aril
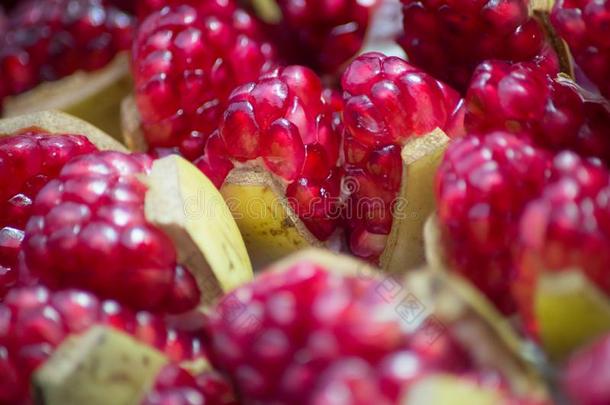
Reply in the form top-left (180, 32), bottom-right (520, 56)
top-left (436, 132), bottom-right (551, 314)
top-left (23, 151), bottom-right (200, 313)
top-left (341, 52), bottom-right (463, 261)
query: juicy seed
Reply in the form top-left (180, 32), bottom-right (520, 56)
top-left (341, 52), bottom-right (464, 261)
top-left (514, 152), bottom-right (610, 333)
top-left (551, 0), bottom-right (610, 98)
top-left (0, 0), bottom-right (133, 104)
top-left (0, 286), bottom-right (205, 404)
top-left (142, 364), bottom-right (237, 405)
top-left (436, 132), bottom-right (551, 314)
top-left (0, 131), bottom-right (98, 299)
top-left (132, 2), bottom-right (277, 157)
top-left (400, 0), bottom-right (558, 92)
top-left (23, 151), bottom-right (200, 313)
top-left (466, 61), bottom-right (610, 163)
top-left (213, 65), bottom-right (343, 241)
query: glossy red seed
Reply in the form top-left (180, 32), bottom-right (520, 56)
top-left (400, 0), bottom-right (558, 92)
top-left (436, 132), bottom-right (551, 314)
top-left (0, 286), bottom-right (206, 404)
top-left (342, 52), bottom-right (464, 261)
top-left (23, 151), bottom-right (200, 313)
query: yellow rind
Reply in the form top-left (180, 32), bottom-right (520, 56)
top-left (33, 326), bottom-right (168, 405)
top-left (220, 168), bottom-right (321, 270)
top-left (0, 110), bottom-right (126, 151)
top-left (145, 155), bottom-right (253, 305)
top-left (381, 129), bottom-right (449, 273)
top-left (3, 53), bottom-right (132, 139)
top-left (535, 270), bottom-right (610, 360)
top-left (121, 95), bottom-right (148, 152)
top-left (401, 374), bottom-right (508, 405)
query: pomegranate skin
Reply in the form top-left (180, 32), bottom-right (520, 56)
top-left (23, 151), bottom-right (200, 314)
top-left (466, 61), bottom-right (610, 164)
top-left (203, 259), bottom-right (517, 404)
top-left (141, 364), bottom-right (237, 405)
top-left (132, 2), bottom-right (278, 159)
top-left (514, 152), bottom-right (610, 334)
top-left (436, 132), bottom-right (551, 314)
top-left (400, 0), bottom-right (559, 92)
top-left (0, 131), bottom-right (98, 299)
top-left (0, 0), bottom-right (133, 105)
top-left (0, 285), bottom-right (206, 404)
top-left (341, 52), bottom-right (464, 261)
top-left (206, 65), bottom-right (342, 241)
top-left (551, 0), bottom-right (610, 98)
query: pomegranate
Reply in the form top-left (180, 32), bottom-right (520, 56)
top-left (131, 2), bottom-right (277, 159)
top-left (204, 250), bottom-right (549, 404)
top-left (0, 131), bottom-right (97, 299)
top-left (466, 61), bottom-right (610, 163)
top-left (0, 285), bottom-right (206, 404)
top-left (341, 52), bottom-right (464, 261)
top-left (0, 0), bottom-right (133, 107)
top-left (551, 0), bottom-right (610, 98)
top-left (399, 0), bottom-right (559, 92)
top-left (22, 150), bottom-right (202, 314)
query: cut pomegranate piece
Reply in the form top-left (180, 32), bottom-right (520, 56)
top-left (0, 0), bottom-right (133, 106)
top-left (132, 2), bottom-right (278, 157)
top-left (142, 364), bottom-right (237, 405)
top-left (341, 52), bottom-right (464, 261)
top-left (466, 61), bottom-right (610, 163)
top-left (435, 132), bottom-right (551, 314)
top-left (204, 249), bottom-right (550, 404)
top-left (551, 0), bottom-right (610, 98)
top-left (0, 285), bottom-right (205, 404)
top-left (22, 151), bottom-right (201, 313)
top-left (399, 0), bottom-right (559, 92)
top-left (0, 131), bottom-right (97, 299)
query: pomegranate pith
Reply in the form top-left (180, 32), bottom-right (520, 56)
top-left (341, 52), bottom-right (464, 261)
top-left (205, 258), bottom-right (540, 403)
top-left (204, 65), bottom-right (343, 241)
top-left (0, 131), bottom-right (98, 299)
top-left (400, 0), bottom-right (559, 92)
top-left (0, 285), bottom-right (206, 404)
top-left (132, 2), bottom-right (278, 159)
top-left (466, 61), bottom-right (610, 163)
top-left (0, 0), bottom-right (133, 105)
top-left (23, 151), bottom-right (200, 314)
top-left (142, 364), bottom-right (237, 405)
top-left (435, 132), bottom-right (551, 314)
top-left (514, 152), bottom-right (610, 334)
top-left (551, 0), bottom-right (610, 98)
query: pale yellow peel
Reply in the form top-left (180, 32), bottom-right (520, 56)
top-left (3, 53), bottom-right (131, 139)
top-left (121, 95), bottom-right (148, 152)
top-left (401, 374), bottom-right (508, 405)
top-left (145, 155), bottom-right (253, 305)
top-left (0, 110), bottom-right (126, 151)
top-left (33, 326), bottom-right (168, 405)
top-left (381, 129), bottom-right (449, 273)
top-left (535, 270), bottom-right (610, 360)
top-left (220, 168), bottom-right (321, 270)
top-left (423, 213), bottom-right (451, 271)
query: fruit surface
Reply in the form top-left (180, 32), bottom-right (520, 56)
top-left (400, 0), bottom-right (559, 92)
top-left (466, 61), bottom-right (610, 163)
top-left (341, 52), bottom-right (464, 261)
top-left (0, 131), bottom-right (97, 299)
top-left (22, 150), bottom-right (201, 313)
top-left (0, 285), bottom-right (206, 404)
top-left (551, 0), bottom-right (610, 98)
top-left (132, 2), bottom-right (277, 158)
top-left (435, 132), bottom-right (551, 314)
top-left (0, 0), bottom-right (133, 106)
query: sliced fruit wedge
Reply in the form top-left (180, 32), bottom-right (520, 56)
top-left (3, 53), bottom-right (131, 139)
top-left (34, 326), bottom-right (169, 405)
top-left (380, 129), bottom-right (449, 273)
